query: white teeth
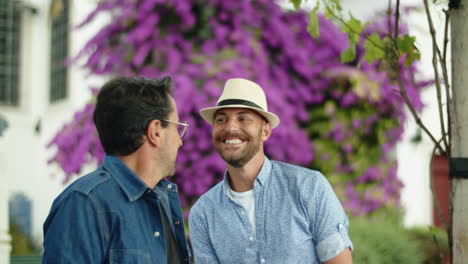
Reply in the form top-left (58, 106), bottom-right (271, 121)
top-left (225, 139), bottom-right (243, 144)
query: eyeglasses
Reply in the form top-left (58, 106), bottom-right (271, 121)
top-left (160, 119), bottom-right (189, 139)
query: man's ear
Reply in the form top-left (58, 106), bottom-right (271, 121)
top-left (262, 122), bottom-right (272, 142)
top-left (146, 119), bottom-right (162, 147)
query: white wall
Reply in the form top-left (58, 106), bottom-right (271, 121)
top-left (0, 137), bottom-right (11, 264)
top-left (1, 0), bottom-right (107, 251)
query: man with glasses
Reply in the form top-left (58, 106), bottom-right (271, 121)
top-left (43, 76), bottom-right (191, 263)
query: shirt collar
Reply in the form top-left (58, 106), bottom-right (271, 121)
top-left (102, 155), bottom-right (149, 202)
top-left (156, 178), bottom-right (178, 193)
top-left (256, 156), bottom-right (272, 185)
top-left (223, 156), bottom-right (272, 196)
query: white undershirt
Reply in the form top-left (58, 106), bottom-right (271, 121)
top-left (228, 187), bottom-right (256, 234)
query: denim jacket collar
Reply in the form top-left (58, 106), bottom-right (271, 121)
top-left (102, 156), bottom-right (179, 201)
top-left (102, 155), bottom-right (149, 202)
top-left (156, 178), bottom-right (179, 193)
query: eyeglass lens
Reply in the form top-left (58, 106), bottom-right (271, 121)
top-left (178, 125), bottom-right (186, 138)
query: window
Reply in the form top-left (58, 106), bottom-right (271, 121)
top-left (50, 0), bottom-right (69, 103)
top-left (0, 0), bottom-right (21, 106)
top-left (9, 192), bottom-right (32, 238)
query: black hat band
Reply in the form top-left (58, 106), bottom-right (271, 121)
top-left (217, 99), bottom-right (264, 110)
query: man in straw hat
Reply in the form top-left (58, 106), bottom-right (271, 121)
top-left (189, 78), bottom-right (353, 263)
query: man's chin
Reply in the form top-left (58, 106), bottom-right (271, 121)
top-left (165, 168), bottom-right (176, 178)
top-left (222, 155), bottom-right (248, 168)
top-left (226, 159), bottom-right (244, 168)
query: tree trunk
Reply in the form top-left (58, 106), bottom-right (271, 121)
top-left (450, 2), bottom-right (468, 263)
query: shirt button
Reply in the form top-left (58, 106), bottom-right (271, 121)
top-left (154, 231), bottom-right (160, 237)
top-left (175, 220), bottom-right (180, 225)
top-left (167, 184), bottom-right (172, 189)
top-left (260, 258), bottom-right (266, 263)
top-left (249, 236), bottom-right (254, 241)
top-left (240, 211), bottom-right (246, 215)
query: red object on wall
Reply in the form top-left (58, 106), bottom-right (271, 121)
top-left (431, 155), bottom-right (450, 228)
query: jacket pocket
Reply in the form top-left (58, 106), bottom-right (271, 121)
top-left (109, 249), bottom-right (152, 264)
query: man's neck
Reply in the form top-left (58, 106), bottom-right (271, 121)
top-left (227, 153), bottom-right (265, 192)
top-left (118, 151), bottom-right (164, 189)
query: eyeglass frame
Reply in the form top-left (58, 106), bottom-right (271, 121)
top-left (159, 119), bottom-right (189, 139)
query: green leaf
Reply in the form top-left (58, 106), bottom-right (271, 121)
top-left (396, 35), bottom-right (415, 53)
top-left (327, 0), bottom-right (343, 11)
top-left (324, 5), bottom-right (335, 20)
top-left (191, 54), bottom-right (205, 64)
top-left (397, 34), bottom-right (421, 66)
top-left (344, 13), bottom-right (365, 43)
top-left (341, 45), bottom-right (356, 63)
top-left (218, 48), bottom-right (238, 59)
top-left (124, 51), bottom-right (134, 63)
top-left (324, 100), bottom-right (336, 116)
top-left (307, 4), bottom-right (320, 37)
top-left (363, 33), bottom-right (385, 63)
top-left (290, 0), bottom-right (302, 10)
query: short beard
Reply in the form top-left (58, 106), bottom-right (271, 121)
top-left (214, 128), bottom-right (263, 168)
top-left (222, 146), bottom-right (259, 168)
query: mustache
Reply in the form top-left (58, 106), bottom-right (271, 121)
top-left (214, 132), bottom-right (248, 141)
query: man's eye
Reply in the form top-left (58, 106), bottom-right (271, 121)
top-left (215, 118), bottom-right (226, 123)
top-left (239, 117), bottom-right (250, 122)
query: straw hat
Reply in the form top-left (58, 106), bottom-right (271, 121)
top-left (200, 78), bottom-right (280, 128)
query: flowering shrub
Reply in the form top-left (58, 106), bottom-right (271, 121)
top-left (48, 0), bottom-right (428, 215)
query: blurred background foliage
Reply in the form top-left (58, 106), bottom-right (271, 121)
top-left (350, 214), bottom-right (449, 263)
top-left (9, 218), bottom-right (40, 256)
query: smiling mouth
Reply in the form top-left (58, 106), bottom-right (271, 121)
top-left (223, 138), bottom-right (245, 145)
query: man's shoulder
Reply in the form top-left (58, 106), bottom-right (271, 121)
top-left (55, 169), bottom-right (113, 202)
top-left (271, 160), bottom-right (323, 179)
top-left (269, 160), bottom-right (332, 193)
top-left (47, 169), bottom-right (113, 213)
top-left (69, 169), bottom-right (113, 195)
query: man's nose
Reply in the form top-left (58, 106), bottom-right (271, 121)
top-left (224, 119), bottom-right (240, 131)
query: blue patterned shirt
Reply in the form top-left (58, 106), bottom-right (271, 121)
top-left (189, 157), bottom-right (352, 264)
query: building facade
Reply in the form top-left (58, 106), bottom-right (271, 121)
top-left (0, 0), bottom-right (441, 262)
top-left (0, 0), bottom-right (106, 261)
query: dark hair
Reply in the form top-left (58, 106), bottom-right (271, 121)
top-left (93, 76), bottom-right (173, 156)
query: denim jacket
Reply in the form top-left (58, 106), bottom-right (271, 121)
top-left (43, 155), bottom-right (190, 263)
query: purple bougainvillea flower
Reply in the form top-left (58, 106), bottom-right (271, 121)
top-left (48, 0), bottom-right (429, 216)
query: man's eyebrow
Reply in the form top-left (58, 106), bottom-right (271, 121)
top-left (237, 111), bottom-right (253, 115)
top-left (214, 110), bottom-right (255, 117)
top-left (214, 112), bottom-right (227, 117)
